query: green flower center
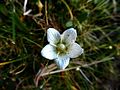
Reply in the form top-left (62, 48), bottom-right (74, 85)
top-left (57, 43), bottom-right (67, 55)
top-left (59, 44), bottom-right (66, 50)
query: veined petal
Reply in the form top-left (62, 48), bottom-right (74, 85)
top-left (68, 43), bottom-right (84, 58)
top-left (47, 28), bottom-right (61, 45)
top-left (55, 55), bottom-right (70, 69)
top-left (41, 44), bottom-right (57, 60)
top-left (61, 28), bottom-right (77, 45)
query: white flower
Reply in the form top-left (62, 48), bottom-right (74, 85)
top-left (23, 0), bottom-right (32, 16)
top-left (41, 28), bottom-right (84, 69)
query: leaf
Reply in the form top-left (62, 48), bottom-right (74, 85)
top-left (65, 20), bottom-right (73, 28)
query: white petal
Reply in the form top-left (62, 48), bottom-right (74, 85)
top-left (41, 44), bottom-right (57, 60)
top-left (68, 43), bottom-right (84, 58)
top-left (61, 28), bottom-right (77, 45)
top-left (47, 28), bottom-right (61, 45)
top-left (55, 55), bottom-right (70, 69)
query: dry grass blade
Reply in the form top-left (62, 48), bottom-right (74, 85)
top-left (79, 69), bottom-right (93, 85)
top-left (36, 57), bottom-right (113, 77)
top-left (34, 64), bottom-right (57, 87)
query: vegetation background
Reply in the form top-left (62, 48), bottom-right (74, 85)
top-left (0, 0), bottom-right (120, 90)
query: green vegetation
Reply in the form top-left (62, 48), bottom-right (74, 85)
top-left (0, 0), bottom-right (120, 90)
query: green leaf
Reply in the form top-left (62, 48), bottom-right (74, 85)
top-left (65, 20), bottom-right (73, 28)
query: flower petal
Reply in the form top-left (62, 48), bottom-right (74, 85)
top-left (47, 28), bottom-right (61, 45)
top-left (68, 43), bottom-right (84, 58)
top-left (55, 55), bottom-right (70, 69)
top-left (41, 44), bottom-right (57, 60)
top-left (61, 28), bottom-right (77, 45)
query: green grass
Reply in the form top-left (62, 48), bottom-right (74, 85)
top-left (0, 0), bottom-right (120, 90)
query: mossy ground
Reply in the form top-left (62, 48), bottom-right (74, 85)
top-left (0, 0), bottom-right (120, 90)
